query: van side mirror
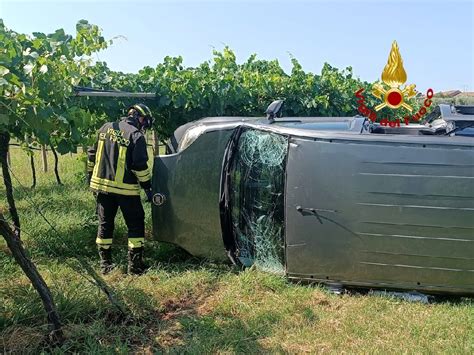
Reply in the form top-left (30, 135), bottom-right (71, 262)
top-left (265, 100), bottom-right (284, 123)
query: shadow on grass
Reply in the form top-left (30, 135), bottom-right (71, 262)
top-left (22, 224), bottom-right (99, 260)
top-left (430, 295), bottom-right (474, 305)
top-left (145, 241), bottom-right (239, 275)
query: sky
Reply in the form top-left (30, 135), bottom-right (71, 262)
top-left (1, 0), bottom-right (473, 93)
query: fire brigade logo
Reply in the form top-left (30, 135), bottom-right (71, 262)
top-left (372, 41), bottom-right (416, 112)
top-left (355, 41), bottom-right (434, 126)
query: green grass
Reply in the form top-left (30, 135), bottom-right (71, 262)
top-left (1, 146), bottom-right (473, 353)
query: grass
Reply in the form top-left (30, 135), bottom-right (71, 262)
top-left (1, 146), bottom-right (473, 353)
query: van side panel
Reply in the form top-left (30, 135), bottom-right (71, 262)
top-left (285, 137), bottom-right (474, 295)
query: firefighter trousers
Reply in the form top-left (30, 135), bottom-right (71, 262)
top-left (95, 192), bottom-right (145, 249)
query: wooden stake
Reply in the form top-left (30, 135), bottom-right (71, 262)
top-left (41, 145), bottom-right (48, 172)
top-left (30, 153), bottom-right (37, 188)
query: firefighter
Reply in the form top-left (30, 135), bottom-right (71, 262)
top-left (87, 104), bottom-right (154, 275)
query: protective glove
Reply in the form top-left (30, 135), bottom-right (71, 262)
top-left (144, 188), bottom-right (153, 203)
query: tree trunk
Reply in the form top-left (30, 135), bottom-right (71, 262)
top-left (24, 135), bottom-right (36, 188)
top-left (41, 145), bottom-right (48, 172)
top-left (30, 153), bottom-right (37, 189)
top-left (0, 132), bottom-right (63, 342)
top-left (0, 132), bottom-right (20, 236)
top-left (6, 149), bottom-right (11, 166)
top-left (50, 145), bottom-right (62, 185)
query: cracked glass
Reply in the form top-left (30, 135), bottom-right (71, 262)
top-left (230, 129), bottom-right (288, 274)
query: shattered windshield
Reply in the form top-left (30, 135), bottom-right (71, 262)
top-left (230, 129), bottom-right (288, 274)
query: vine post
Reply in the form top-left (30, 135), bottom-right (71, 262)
top-left (41, 145), bottom-right (48, 172)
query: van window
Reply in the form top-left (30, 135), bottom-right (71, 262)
top-left (230, 129), bottom-right (288, 273)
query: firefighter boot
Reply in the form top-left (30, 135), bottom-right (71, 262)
top-left (127, 247), bottom-right (148, 275)
top-left (98, 247), bottom-right (114, 275)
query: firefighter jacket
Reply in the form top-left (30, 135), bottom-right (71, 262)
top-left (87, 117), bottom-right (151, 196)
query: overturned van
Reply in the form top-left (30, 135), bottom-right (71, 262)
top-left (152, 104), bottom-right (474, 296)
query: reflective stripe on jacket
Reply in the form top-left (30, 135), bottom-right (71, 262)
top-left (87, 118), bottom-right (151, 196)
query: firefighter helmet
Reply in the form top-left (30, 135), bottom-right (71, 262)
top-left (128, 103), bottom-right (154, 130)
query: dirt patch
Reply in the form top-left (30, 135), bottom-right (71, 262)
top-left (161, 297), bottom-right (196, 321)
top-left (160, 285), bottom-right (218, 320)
